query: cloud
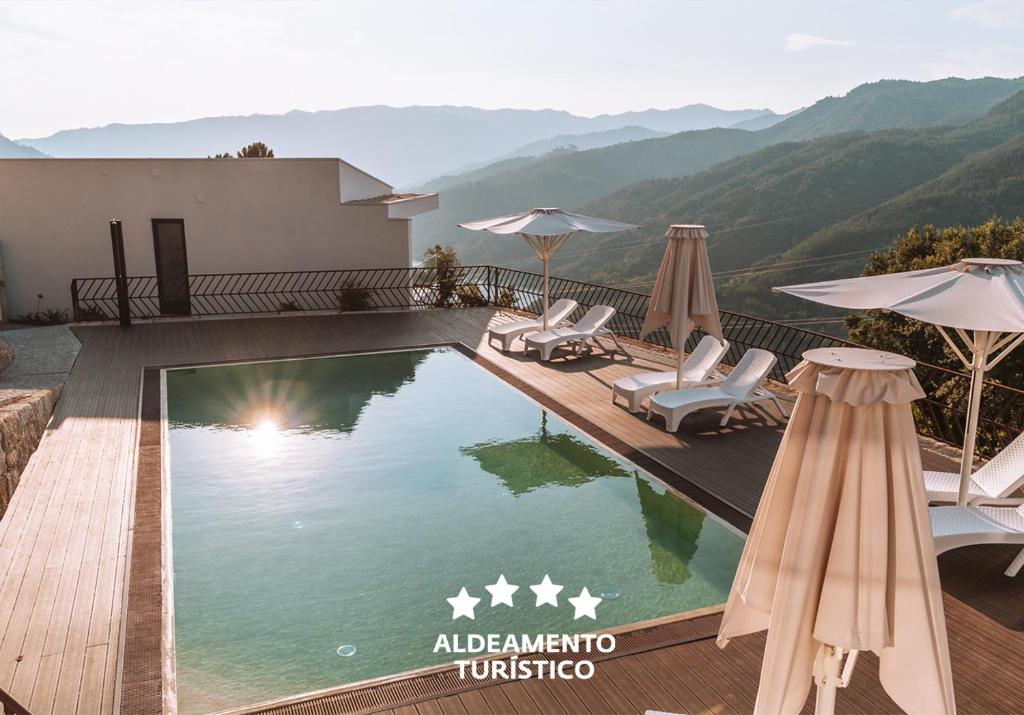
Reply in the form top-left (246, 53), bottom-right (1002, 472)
top-left (783, 33), bottom-right (853, 51)
top-left (950, 0), bottom-right (1024, 29)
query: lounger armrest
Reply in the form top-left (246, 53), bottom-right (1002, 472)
top-left (682, 377), bottom-right (726, 388)
top-left (967, 496), bottom-right (1024, 507)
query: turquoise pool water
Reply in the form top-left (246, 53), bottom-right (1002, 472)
top-left (166, 347), bottom-right (744, 712)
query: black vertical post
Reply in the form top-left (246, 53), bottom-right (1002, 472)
top-left (110, 220), bottom-right (131, 327)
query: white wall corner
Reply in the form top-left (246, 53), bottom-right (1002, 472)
top-left (338, 160), bottom-right (393, 202)
top-left (387, 193), bottom-right (439, 220)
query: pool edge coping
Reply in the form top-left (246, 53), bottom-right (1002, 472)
top-left (121, 340), bottom-right (753, 715)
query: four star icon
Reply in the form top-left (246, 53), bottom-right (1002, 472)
top-left (447, 575), bottom-right (603, 620)
top-left (568, 587), bottom-right (602, 620)
top-left (446, 587), bottom-right (481, 620)
top-left (529, 574), bottom-right (564, 607)
top-left (485, 574), bottom-right (519, 607)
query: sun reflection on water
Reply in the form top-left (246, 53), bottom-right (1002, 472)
top-left (249, 414), bottom-right (282, 457)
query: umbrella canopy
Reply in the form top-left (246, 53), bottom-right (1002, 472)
top-left (640, 225), bottom-right (725, 387)
top-left (777, 257), bottom-right (1024, 504)
top-left (718, 348), bottom-right (955, 715)
top-left (459, 208), bottom-right (636, 329)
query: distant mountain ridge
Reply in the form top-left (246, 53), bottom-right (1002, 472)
top-left (16, 103), bottom-right (770, 186)
top-left (562, 89), bottom-right (1024, 319)
top-left (414, 76), bottom-right (1024, 262)
top-left (0, 133), bottom-right (45, 158)
top-left (423, 126), bottom-right (669, 192)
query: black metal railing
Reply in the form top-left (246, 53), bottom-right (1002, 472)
top-left (71, 265), bottom-right (1024, 455)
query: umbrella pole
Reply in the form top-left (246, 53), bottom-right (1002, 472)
top-left (957, 331), bottom-right (991, 505)
top-left (543, 246), bottom-right (550, 331)
top-left (676, 347), bottom-right (686, 389)
top-left (814, 644), bottom-right (859, 715)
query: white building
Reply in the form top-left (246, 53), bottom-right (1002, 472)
top-left (0, 158), bottom-right (438, 318)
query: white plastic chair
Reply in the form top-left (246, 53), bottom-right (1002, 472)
top-left (487, 299), bottom-right (579, 352)
top-left (523, 305), bottom-right (623, 361)
top-left (611, 335), bottom-right (730, 413)
top-left (925, 430), bottom-right (1024, 505)
top-left (931, 504), bottom-right (1024, 577)
top-left (647, 348), bottom-right (787, 431)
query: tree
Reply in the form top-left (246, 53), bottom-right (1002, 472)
top-left (846, 217), bottom-right (1024, 454)
top-left (237, 141), bottom-right (274, 158)
top-left (423, 244), bottom-right (462, 307)
top-left (210, 142), bottom-right (275, 159)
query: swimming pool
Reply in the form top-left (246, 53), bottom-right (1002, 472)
top-left (165, 346), bottom-right (744, 712)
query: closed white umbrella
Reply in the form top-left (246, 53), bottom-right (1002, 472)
top-left (459, 208), bottom-right (636, 329)
top-left (718, 348), bottom-right (955, 715)
top-left (776, 257), bottom-right (1024, 505)
top-left (640, 225), bottom-right (725, 387)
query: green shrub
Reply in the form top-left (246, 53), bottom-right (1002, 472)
top-left (456, 284), bottom-right (489, 307)
top-left (337, 280), bottom-right (374, 311)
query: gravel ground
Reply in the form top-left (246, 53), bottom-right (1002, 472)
top-left (0, 325), bottom-right (81, 390)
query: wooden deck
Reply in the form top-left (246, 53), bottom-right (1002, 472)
top-left (0, 307), bottom-right (1019, 714)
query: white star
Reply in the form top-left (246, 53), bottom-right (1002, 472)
top-left (529, 574), bottom-right (564, 607)
top-left (568, 587), bottom-right (602, 620)
top-left (446, 587), bottom-right (481, 620)
top-left (485, 575), bottom-right (519, 607)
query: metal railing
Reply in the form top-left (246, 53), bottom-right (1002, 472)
top-left (71, 265), bottom-right (1023, 456)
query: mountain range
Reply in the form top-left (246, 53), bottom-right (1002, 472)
top-left (12, 104), bottom-right (775, 186)
top-left (415, 76), bottom-right (1024, 323)
top-left (0, 133), bottom-right (45, 158)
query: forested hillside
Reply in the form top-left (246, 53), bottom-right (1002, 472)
top-left (476, 88), bottom-right (1024, 323)
top-left (416, 77), bottom-right (1024, 262)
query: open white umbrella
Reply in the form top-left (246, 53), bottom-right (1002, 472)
top-left (776, 257), bottom-right (1024, 505)
top-left (718, 347), bottom-right (955, 715)
top-left (640, 225), bottom-right (725, 387)
top-left (458, 208), bottom-right (636, 329)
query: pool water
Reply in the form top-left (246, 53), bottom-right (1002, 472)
top-left (166, 347), bottom-right (744, 712)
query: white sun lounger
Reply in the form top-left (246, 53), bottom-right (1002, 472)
top-left (611, 335), bottom-right (730, 413)
top-left (487, 299), bottom-right (579, 352)
top-left (647, 348), bottom-right (787, 431)
top-left (523, 305), bottom-right (623, 361)
top-left (925, 430), bottom-right (1024, 505)
top-left (931, 504), bottom-right (1024, 577)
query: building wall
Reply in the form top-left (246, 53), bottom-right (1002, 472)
top-left (0, 158), bottom-right (414, 317)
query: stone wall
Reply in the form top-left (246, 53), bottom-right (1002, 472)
top-left (0, 387), bottom-right (61, 517)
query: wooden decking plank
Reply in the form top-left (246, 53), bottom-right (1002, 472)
top-left (553, 672), bottom-right (615, 715)
top-left (455, 688), bottom-right (492, 714)
top-left (477, 684), bottom-right (516, 714)
top-left (432, 693), bottom-right (469, 715)
top-left (663, 638), bottom-right (755, 713)
top-left (492, 681), bottom-right (545, 715)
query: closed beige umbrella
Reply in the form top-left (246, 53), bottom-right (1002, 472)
top-left (640, 225), bottom-right (724, 388)
top-left (718, 347), bottom-right (955, 715)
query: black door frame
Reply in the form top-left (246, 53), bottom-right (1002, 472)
top-left (151, 218), bottom-right (191, 315)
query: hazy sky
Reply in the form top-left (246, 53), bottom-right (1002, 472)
top-left (2, 0), bottom-right (1022, 138)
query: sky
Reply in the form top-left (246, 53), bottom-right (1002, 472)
top-left (1, 0), bottom-right (1023, 139)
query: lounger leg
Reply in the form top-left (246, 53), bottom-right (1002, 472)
top-left (1006, 547), bottom-right (1024, 577)
top-left (607, 332), bottom-right (627, 355)
top-left (667, 413), bottom-right (684, 432)
top-left (628, 394), bottom-right (642, 413)
top-left (720, 402), bottom-right (738, 427)
top-left (771, 396), bottom-right (789, 418)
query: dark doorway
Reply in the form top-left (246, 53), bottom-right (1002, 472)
top-left (152, 219), bottom-right (191, 315)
